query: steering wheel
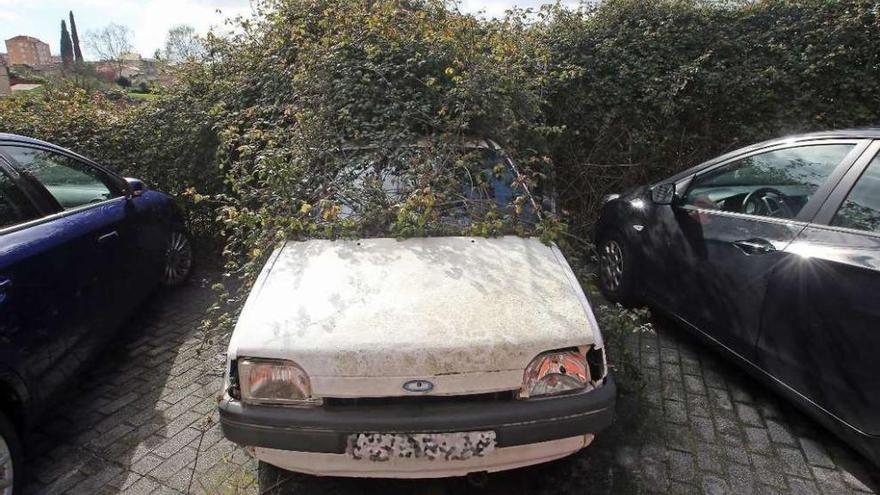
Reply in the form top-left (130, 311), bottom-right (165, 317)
top-left (742, 187), bottom-right (794, 219)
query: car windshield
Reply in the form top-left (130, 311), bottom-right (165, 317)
top-left (327, 146), bottom-right (536, 222)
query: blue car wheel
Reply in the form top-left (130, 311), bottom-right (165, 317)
top-left (161, 228), bottom-right (193, 287)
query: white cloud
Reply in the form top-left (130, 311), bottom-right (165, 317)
top-left (0, 8), bottom-right (21, 22)
top-left (128, 0), bottom-right (251, 57)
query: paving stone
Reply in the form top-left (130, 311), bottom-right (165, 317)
top-left (639, 457), bottom-right (670, 493)
top-left (668, 481), bottom-right (702, 495)
top-left (728, 463), bottom-right (759, 495)
top-left (811, 466), bottom-right (849, 494)
top-left (667, 449), bottom-right (697, 482)
top-left (665, 422), bottom-right (693, 452)
top-left (20, 277), bottom-right (880, 495)
top-left (725, 445), bottom-right (750, 466)
top-left (751, 452), bottom-right (789, 489)
top-left (665, 399), bottom-right (688, 424)
top-left (684, 375), bottom-right (706, 395)
top-left (691, 416), bottom-right (717, 443)
top-left (799, 438), bottom-right (836, 468)
top-left (737, 402), bottom-right (765, 427)
top-left (730, 383), bottom-right (755, 403)
top-left (686, 394), bottom-right (711, 418)
top-left (664, 380), bottom-right (687, 401)
top-left (841, 469), bottom-right (875, 493)
top-left (786, 476), bottom-right (822, 495)
top-left (696, 442), bottom-right (725, 475)
top-left (153, 427), bottom-right (203, 458)
top-left (715, 415), bottom-right (741, 438)
top-left (121, 476), bottom-right (161, 495)
top-left (703, 475), bottom-right (732, 495)
top-left (767, 419), bottom-right (797, 446)
top-left (777, 446), bottom-right (812, 479)
top-left (746, 426), bottom-right (773, 454)
top-left (709, 387), bottom-right (734, 411)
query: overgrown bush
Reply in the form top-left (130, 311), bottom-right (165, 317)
top-left (542, 0), bottom-right (880, 232)
top-left (0, 85), bottom-right (221, 241)
top-left (174, 0), bottom-right (562, 330)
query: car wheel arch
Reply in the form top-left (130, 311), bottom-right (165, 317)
top-left (0, 372), bottom-right (30, 434)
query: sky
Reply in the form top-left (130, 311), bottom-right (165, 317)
top-left (0, 0), bottom-right (580, 61)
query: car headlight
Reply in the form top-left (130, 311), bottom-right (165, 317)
top-left (519, 347), bottom-right (603, 399)
top-left (238, 358), bottom-right (321, 406)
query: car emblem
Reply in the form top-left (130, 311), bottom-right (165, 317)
top-left (402, 379), bottom-right (434, 393)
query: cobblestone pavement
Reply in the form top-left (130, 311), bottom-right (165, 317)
top-left (23, 275), bottom-right (879, 494)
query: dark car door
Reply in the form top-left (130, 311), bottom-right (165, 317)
top-left (670, 141), bottom-right (864, 361)
top-left (757, 140), bottom-right (880, 436)
top-left (0, 144), bottom-right (132, 396)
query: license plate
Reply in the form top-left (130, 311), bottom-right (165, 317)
top-left (346, 431), bottom-right (496, 461)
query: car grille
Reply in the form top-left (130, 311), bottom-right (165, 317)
top-left (323, 390), bottom-right (516, 408)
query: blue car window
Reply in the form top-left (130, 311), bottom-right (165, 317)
top-left (832, 153), bottom-right (880, 233)
top-left (0, 169), bottom-right (40, 229)
top-left (0, 146), bottom-right (120, 210)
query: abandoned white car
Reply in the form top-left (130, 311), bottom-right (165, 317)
top-left (219, 145), bottom-right (615, 478)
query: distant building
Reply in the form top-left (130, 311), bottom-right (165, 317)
top-left (5, 36), bottom-right (51, 66)
top-left (120, 52), bottom-right (142, 62)
top-left (0, 53), bottom-right (8, 66)
top-left (0, 60), bottom-right (10, 97)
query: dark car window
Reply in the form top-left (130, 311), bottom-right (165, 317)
top-left (684, 144), bottom-right (854, 219)
top-left (0, 169), bottom-right (40, 229)
top-left (0, 146), bottom-right (121, 210)
top-left (831, 153), bottom-right (880, 233)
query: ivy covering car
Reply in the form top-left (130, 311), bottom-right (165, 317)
top-left (218, 141), bottom-right (615, 478)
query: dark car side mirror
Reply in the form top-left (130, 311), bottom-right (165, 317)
top-left (651, 183), bottom-right (676, 205)
top-left (125, 177), bottom-right (147, 197)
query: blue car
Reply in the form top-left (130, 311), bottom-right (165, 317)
top-left (0, 133), bottom-right (193, 493)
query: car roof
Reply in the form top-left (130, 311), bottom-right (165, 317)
top-left (0, 133), bottom-right (60, 148)
top-left (0, 133), bottom-right (84, 161)
top-left (0, 133), bottom-right (110, 172)
top-left (663, 128), bottom-right (880, 184)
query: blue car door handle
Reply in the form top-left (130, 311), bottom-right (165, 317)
top-left (0, 277), bottom-right (11, 303)
top-left (97, 230), bottom-right (119, 244)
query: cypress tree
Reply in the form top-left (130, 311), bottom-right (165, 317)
top-left (69, 11), bottom-right (83, 64)
top-left (60, 20), bottom-right (73, 69)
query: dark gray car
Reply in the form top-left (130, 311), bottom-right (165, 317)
top-left (595, 129), bottom-right (880, 465)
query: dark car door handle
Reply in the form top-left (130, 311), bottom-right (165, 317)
top-left (733, 238), bottom-right (776, 255)
top-left (97, 231), bottom-right (119, 244)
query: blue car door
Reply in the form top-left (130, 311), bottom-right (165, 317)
top-left (0, 161), bottom-right (61, 405)
top-left (0, 144), bottom-right (132, 404)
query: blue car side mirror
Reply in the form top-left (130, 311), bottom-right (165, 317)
top-left (125, 177), bottom-right (147, 197)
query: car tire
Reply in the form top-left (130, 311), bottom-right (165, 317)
top-left (0, 411), bottom-right (23, 495)
top-left (160, 227), bottom-right (194, 287)
top-left (598, 231), bottom-right (638, 306)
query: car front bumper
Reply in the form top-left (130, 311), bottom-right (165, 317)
top-left (218, 374), bottom-right (615, 476)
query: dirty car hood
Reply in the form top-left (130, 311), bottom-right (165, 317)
top-left (229, 236), bottom-right (600, 384)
